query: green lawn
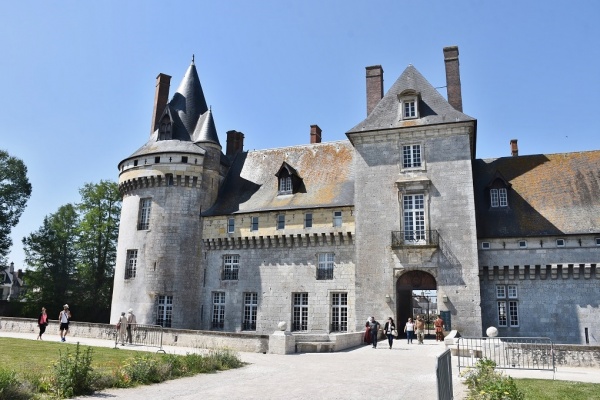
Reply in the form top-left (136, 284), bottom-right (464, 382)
top-left (515, 378), bottom-right (600, 400)
top-left (0, 337), bottom-right (156, 376)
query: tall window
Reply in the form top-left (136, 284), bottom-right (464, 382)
top-left (125, 250), bottom-right (138, 279)
top-left (250, 216), bottom-right (259, 231)
top-left (277, 214), bottom-right (285, 230)
top-left (403, 99), bottom-right (416, 118)
top-left (156, 295), bottom-right (173, 327)
top-left (317, 253), bottom-right (334, 280)
top-left (212, 292), bottom-right (225, 329)
top-left (222, 255), bottom-right (239, 280)
top-left (403, 194), bottom-right (425, 243)
top-left (491, 188), bottom-right (508, 208)
top-left (138, 198), bottom-right (151, 230)
top-left (292, 293), bottom-right (308, 331)
top-left (279, 175), bottom-right (292, 194)
top-left (331, 293), bottom-right (348, 332)
top-left (243, 292), bottom-right (258, 331)
top-left (497, 285), bottom-right (519, 327)
top-left (227, 217), bottom-right (235, 234)
top-left (403, 145), bottom-right (422, 168)
top-left (333, 211), bottom-right (342, 227)
top-left (304, 213), bottom-right (313, 228)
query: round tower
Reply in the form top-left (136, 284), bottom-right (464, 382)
top-left (110, 60), bottom-right (224, 329)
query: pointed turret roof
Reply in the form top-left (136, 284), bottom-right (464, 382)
top-left (347, 65), bottom-right (475, 134)
top-left (192, 107), bottom-right (220, 145)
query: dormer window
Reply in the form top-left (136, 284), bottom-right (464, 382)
top-left (398, 90), bottom-right (420, 120)
top-left (486, 172), bottom-right (511, 209)
top-left (275, 162), bottom-right (305, 195)
top-left (157, 108), bottom-right (174, 141)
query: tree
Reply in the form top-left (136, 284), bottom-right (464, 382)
top-left (0, 149), bottom-right (32, 264)
top-left (22, 204), bottom-right (79, 317)
top-left (74, 180), bottom-right (121, 321)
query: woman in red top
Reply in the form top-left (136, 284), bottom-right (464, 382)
top-left (37, 307), bottom-right (48, 340)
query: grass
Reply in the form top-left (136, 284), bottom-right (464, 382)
top-left (0, 337), bottom-right (244, 399)
top-left (515, 378), bottom-right (600, 400)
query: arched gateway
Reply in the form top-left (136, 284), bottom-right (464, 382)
top-left (396, 270), bottom-right (437, 338)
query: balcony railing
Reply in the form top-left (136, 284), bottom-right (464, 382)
top-left (391, 230), bottom-right (439, 248)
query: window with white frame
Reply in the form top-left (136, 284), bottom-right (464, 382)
top-left (333, 211), bottom-right (342, 227)
top-left (250, 216), bottom-right (259, 231)
top-left (292, 293), bottom-right (308, 331)
top-left (403, 194), bottom-right (425, 243)
top-left (138, 198), bottom-right (151, 230)
top-left (156, 295), bottom-right (173, 327)
top-left (279, 175), bottom-right (292, 194)
top-left (556, 239), bottom-right (565, 247)
top-left (212, 292), bottom-right (225, 329)
top-left (242, 292), bottom-right (258, 331)
top-left (125, 250), bottom-right (138, 279)
top-left (277, 214), bottom-right (285, 230)
top-left (222, 255), bottom-right (239, 280)
top-left (227, 217), bottom-right (235, 234)
top-left (497, 285), bottom-right (519, 327)
top-left (481, 242), bottom-right (490, 249)
top-left (519, 240), bottom-right (527, 248)
top-left (331, 292), bottom-right (348, 332)
top-left (402, 145), bottom-right (422, 168)
top-left (490, 188), bottom-right (508, 208)
top-left (317, 253), bottom-right (334, 280)
top-left (304, 213), bottom-right (313, 228)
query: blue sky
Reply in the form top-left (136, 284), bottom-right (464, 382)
top-left (2, 1), bottom-right (599, 269)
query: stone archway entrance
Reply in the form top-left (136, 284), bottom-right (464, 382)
top-left (396, 270), bottom-right (436, 338)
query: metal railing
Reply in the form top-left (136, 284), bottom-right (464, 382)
top-left (457, 337), bottom-right (555, 377)
top-left (436, 349), bottom-right (453, 400)
top-left (114, 324), bottom-right (164, 353)
top-left (391, 230), bottom-right (439, 248)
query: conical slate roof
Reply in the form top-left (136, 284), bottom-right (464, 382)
top-left (347, 65), bottom-right (475, 134)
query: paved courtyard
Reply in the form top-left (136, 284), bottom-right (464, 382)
top-left (2, 331), bottom-right (598, 399)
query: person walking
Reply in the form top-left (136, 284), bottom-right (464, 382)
top-left (434, 315), bottom-right (445, 342)
top-left (364, 317), bottom-right (372, 345)
top-left (415, 316), bottom-right (425, 344)
top-left (126, 308), bottom-right (137, 344)
top-left (58, 304), bottom-right (71, 342)
top-left (404, 317), bottom-right (415, 344)
top-left (368, 317), bottom-right (381, 349)
top-left (383, 317), bottom-right (396, 349)
top-left (118, 312), bottom-right (128, 346)
top-left (37, 307), bottom-right (48, 340)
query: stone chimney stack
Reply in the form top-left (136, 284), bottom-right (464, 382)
top-left (366, 65), bottom-right (384, 116)
top-left (310, 125), bottom-right (322, 144)
top-left (151, 73), bottom-right (172, 135)
top-left (226, 130), bottom-right (245, 158)
top-left (9, 262), bottom-right (14, 274)
top-left (510, 139), bottom-right (518, 157)
top-left (443, 46), bottom-right (463, 112)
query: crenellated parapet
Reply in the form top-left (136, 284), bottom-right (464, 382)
top-left (480, 263), bottom-right (598, 281)
top-left (203, 231), bottom-right (353, 250)
top-left (119, 173), bottom-right (202, 195)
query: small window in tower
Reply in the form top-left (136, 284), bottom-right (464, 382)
top-left (182, 156), bottom-right (188, 163)
top-left (481, 242), bottom-right (490, 250)
top-left (155, 156), bottom-right (161, 164)
top-left (333, 211), bottom-right (342, 227)
top-left (304, 213), bottom-right (313, 229)
top-left (277, 214), bottom-right (285, 230)
top-left (134, 160), bottom-right (138, 167)
top-left (518, 240), bottom-right (527, 249)
top-left (166, 174), bottom-right (174, 186)
top-left (227, 218), bottom-right (235, 234)
top-left (250, 216), bottom-right (259, 231)
top-left (556, 239), bottom-right (565, 247)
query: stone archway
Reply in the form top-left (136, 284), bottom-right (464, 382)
top-left (396, 270), bottom-right (437, 338)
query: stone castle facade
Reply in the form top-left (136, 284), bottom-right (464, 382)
top-left (110, 47), bottom-right (600, 344)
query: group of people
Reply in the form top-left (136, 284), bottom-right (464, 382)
top-left (36, 305), bottom-right (137, 344)
top-left (117, 308), bottom-right (137, 346)
top-left (364, 315), bottom-right (446, 348)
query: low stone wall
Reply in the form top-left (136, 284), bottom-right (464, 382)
top-left (330, 332), bottom-right (364, 351)
top-left (0, 317), bottom-right (269, 353)
top-left (553, 344), bottom-right (600, 368)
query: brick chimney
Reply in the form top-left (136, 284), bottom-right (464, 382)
top-left (510, 139), bottom-right (518, 157)
top-left (226, 130), bottom-right (245, 158)
top-left (151, 73), bottom-right (172, 135)
top-left (310, 125), bottom-right (322, 144)
top-left (443, 46), bottom-right (463, 112)
top-left (366, 65), bottom-right (384, 116)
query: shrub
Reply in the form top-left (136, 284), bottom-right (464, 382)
top-left (0, 368), bottom-right (30, 400)
top-left (51, 343), bottom-right (95, 398)
top-left (461, 358), bottom-right (524, 400)
top-left (121, 354), bottom-right (165, 385)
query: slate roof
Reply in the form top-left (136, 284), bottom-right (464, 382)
top-left (347, 65), bottom-right (475, 134)
top-left (203, 140), bottom-right (355, 216)
top-left (473, 151), bottom-right (600, 238)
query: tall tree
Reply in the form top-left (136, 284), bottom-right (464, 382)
top-left (0, 149), bottom-right (32, 264)
top-left (75, 180), bottom-right (121, 322)
top-left (22, 204), bottom-right (79, 317)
